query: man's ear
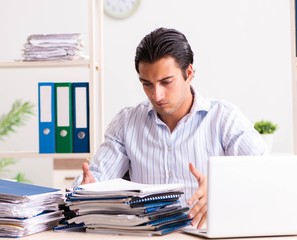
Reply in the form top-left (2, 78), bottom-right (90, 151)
top-left (186, 64), bottom-right (194, 82)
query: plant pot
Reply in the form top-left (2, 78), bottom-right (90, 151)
top-left (261, 133), bottom-right (274, 155)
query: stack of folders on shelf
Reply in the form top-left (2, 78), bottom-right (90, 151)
top-left (38, 82), bottom-right (89, 154)
top-left (0, 179), bottom-right (64, 238)
top-left (56, 178), bottom-right (192, 236)
top-left (21, 33), bottom-right (88, 61)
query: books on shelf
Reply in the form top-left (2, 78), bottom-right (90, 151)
top-left (38, 82), bottom-right (89, 154)
top-left (0, 179), bottom-right (64, 238)
top-left (57, 178), bottom-right (192, 236)
top-left (21, 33), bottom-right (88, 61)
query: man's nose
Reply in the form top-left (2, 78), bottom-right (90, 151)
top-left (152, 86), bottom-right (165, 102)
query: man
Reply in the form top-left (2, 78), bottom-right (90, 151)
top-left (73, 27), bottom-right (266, 228)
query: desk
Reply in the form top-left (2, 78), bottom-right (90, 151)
top-left (2, 231), bottom-right (297, 240)
top-left (1, 231), bottom-right (192, 240)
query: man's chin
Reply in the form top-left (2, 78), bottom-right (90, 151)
top-left (155, 108), bottom-right (173, 116)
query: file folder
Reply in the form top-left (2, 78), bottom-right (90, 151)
top-left (38, 82), bottom-right (55, 153)
top-left (72, 82), bottom-right (90, 153)
top-left (0, 179), bottom-right (61, 200)
top-left (55, 82), bottom-right (73, 153)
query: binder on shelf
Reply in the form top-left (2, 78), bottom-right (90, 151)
top-left (55, 82), bottom-right (73, 153)
top-left (72, 82), bottom-right (90, 153)
top-left (38, 82), bottom-right (56, 153)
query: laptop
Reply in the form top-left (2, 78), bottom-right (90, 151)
top-left (182, 155), bottom-right (297, 238)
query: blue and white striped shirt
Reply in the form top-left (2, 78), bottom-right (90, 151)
top-left (74, 88), bottom-right (265, 205)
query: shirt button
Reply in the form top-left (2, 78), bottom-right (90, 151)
top-left (167, 146), bottom-right (171, 151)
top-left (169, 172), bottom-right (172, 177)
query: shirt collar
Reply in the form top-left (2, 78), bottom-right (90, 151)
top-left (190, 86), bottom-right (211, 114)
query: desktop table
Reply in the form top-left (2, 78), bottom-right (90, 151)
top-left (1, 231), bottom-right (192, 240)
top-left (2, 230), bottom-right (297, 240)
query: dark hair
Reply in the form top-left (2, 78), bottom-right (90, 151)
top-left (135, 27), bottom-right (194, 79)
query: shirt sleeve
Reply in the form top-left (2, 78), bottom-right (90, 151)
top-left (219, 101), bottom-right (266, 155)
top-left (72, 108), bottom-right (131, 188)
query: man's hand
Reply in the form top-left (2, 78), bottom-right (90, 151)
top-left (187, 162), bottom-right (208, 229)
top-left (80, 162), bottom-right (96, 185)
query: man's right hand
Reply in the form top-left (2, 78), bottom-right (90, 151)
top-left (80, 162), bottom-right (96, 185)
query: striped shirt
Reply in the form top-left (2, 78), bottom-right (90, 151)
top-left (74, 88), bottom-right (265, 206)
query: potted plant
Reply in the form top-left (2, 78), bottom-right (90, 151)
top-left (0, 100), bottom-right (34, 182)
top-left (254, 120), bottom-right (278, 154)
top-left (254, 120), bottom-right (277, 134)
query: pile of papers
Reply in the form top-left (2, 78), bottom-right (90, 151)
top-left (0, 179), bottom-right (64, 237)
top-left (21, 33), bottom-right (87, 61)
top-left (61, 178), bottom-right (192, 236)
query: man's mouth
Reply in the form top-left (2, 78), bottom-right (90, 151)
top-left (156, 102), bottom-right (167, 107)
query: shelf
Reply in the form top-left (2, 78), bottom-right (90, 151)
top-left (0, 60), bottom-right (93, 68)
top-left (0, 151), bottom-right (91, 159)
top-left (0, 0), bottom-right (103, 167)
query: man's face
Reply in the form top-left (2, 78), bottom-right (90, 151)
top-left (138, 57), bottom-right (193, 120)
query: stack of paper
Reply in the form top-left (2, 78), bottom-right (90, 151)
top-left (21, 33), bottom-right (88, 61)
top-left (0, 179), bottom-right (64, 237)
top-left (60, 178), bottom-right (192, 236)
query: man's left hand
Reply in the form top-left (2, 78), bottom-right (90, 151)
top-left (187, 162), bottom-right (208, 229)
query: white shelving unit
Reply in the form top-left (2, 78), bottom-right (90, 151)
top-left (0, 0), bottom-right (104, 161)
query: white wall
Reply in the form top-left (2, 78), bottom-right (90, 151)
top-left (0, 0), bottom-right (294, 185)
top-left (104, 0), bottom-right (294, 154)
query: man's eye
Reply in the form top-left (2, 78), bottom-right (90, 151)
top-left (142, 82), bottom-right (152, 87)
top-left (162, 81), bottom-right (172, 85)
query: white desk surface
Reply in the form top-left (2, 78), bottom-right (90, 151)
top-left (4, 230), bottom-right (297, 240)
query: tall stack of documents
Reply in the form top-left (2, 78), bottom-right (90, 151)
top-left (61, 178), bottom-right (192, 236)
top-left (0, 179), bottom-right (64, 237)
top-left (21, 33), bottom-right (87, 61)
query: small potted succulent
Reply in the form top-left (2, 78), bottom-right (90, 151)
top-left (254, 120), bottom-right (278, 154)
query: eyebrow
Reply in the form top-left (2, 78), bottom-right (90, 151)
top-left (139, 75), bottom-right (174, 83)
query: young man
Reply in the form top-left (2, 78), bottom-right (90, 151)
top-left (73, 27), bottom-right (266, 228)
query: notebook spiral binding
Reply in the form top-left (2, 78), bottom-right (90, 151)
top-left (159, 219), bottom-right (192, 234)
top-left (146, 206), bottom-right (190, 220)
top-left (149, 212), bottom-right (189, 226)
top-left (128, 193), bottom-right (181, 205)
top-left (143, 201), bottom-right (179, 213)
top-left (53, 222), bottom-right (85, 231)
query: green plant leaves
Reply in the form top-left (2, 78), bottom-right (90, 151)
top-left (0, 100), bottom-right (34, 182)
top-left (254, 120), bottom-right (277, 134)
top-left (13, 172), bottom-right (32, 183)
top-left (0, 100), bottom-right (34, 140)
top-left (0, 158), bottom-right (16, 175)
